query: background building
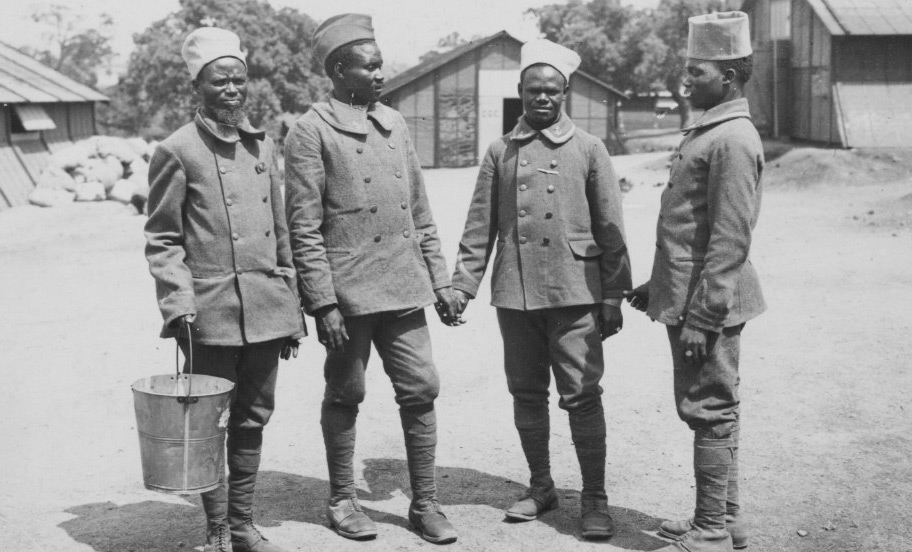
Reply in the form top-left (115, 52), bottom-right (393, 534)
top-left (0, 41), bottom-right (108, 211)
top-left (381, 31), bottom-right (626, 168)
top-left (743, 0), bottom-right (912, 147)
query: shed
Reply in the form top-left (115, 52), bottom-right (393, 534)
top-left (0, 41), bottom-right (108, 211)
top-left (743, 0), bottom-right (912, 147)
top-left (381, 31), bottom-right (627, 168)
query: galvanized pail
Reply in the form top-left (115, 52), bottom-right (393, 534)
top-left (131, 332), bottom-right (234, 494)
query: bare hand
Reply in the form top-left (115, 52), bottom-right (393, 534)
top-left (280, 337), bottom-right (300, 360)
top-left (679, 323), bottom-right (709, 365)
top-left (434, 287), bottom-right (465, 326)
top-left (453, 289), bottom-right (470, 316)
top-left (316, 305), bottom-right (349, 351)
top-left (599, 304), bottom-right (623, 340)
top-left (623, 282), bottom-right (650, 313)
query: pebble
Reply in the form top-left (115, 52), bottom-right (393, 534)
top-left (797, 529), bottom-right (808, 537)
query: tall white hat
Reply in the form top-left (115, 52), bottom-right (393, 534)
top-left (181, 27), bottom-right (247, 80)
top-left (520, 39), bottom-right (581, 82)
top-left (687, 11), bottom-right (753, 61)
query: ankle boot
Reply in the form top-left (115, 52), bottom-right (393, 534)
top-left (656, 434), bottom-right (734, 552)
top-left (226, 431), bottom-right (287, 552)
top-left (508, 399), bottom-right (555, 519)
top-left (322, 403), bottom-right (376, 539)
top-left (658, 513), bottom-right (747, 549)
top-left (569, 401), bottom-right (613, 539)
top-left (202, 470), bottom-right (232, 552)
top-left (401, 405), bottom-right (457, 544)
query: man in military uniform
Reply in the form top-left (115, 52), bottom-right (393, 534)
top-left (144, 27), bottom-right (305, 552)
top-left (451, 39), bottom-right (631, 540)
top-left (284, 13), bottom-right (460, 545)
top-left (625, 11), bottom-right (765, 552)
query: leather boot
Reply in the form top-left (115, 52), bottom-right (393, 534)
top-left (202, 469), bottom-right (232, 552)
top-left (569, 401), bottom-right (613, 539)
top-left (401, 405), bottom-right (457, 544)
top-left (655, 434), bottom-right (734, 552)
top-left (658, 428), bottom-right (747, 549)
top-left (506, 399), bottom-right (557, 521)
top-left (226, 430), bottom-right (288, 552)
top-left (322, 403), bottom-right (377, 539)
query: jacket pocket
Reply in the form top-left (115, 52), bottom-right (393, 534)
top-left (568, 236), bottom-right (603, 258)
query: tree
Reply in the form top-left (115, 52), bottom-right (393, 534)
top-left (25, 4), bottom-right (114, 88)
top-left (101, 0), bottom-right (330, 139)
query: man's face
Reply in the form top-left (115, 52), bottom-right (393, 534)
top-left (341, 42), bottom-right (384, 105)
top-left (518, 64), bottom-right (568, 129)
top-left (682, 58), bottom-right (729, 110)
top-left (194, 57), bottom-right (247, 124)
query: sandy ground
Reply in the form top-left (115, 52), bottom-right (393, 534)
top-left (1, 151), bottom-right (910, 552)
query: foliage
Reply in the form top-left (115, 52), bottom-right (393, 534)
top-left (418, 32), bottom-right (473, 64)
top-left (100, 0), bottom-right (330, 139)
top-left (24, 4), bottom-right (114, 88)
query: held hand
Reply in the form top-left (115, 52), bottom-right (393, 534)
top-left (623, 282), bottom-right (650, 313)
top-left (316, 305), bottom-right (349, 351)
top-left (599, 304), bottom-right (623, 340)
top-left (434, 287), bottom-right (465, 326)
top-left (453, 289), bottom-right (471, 316)
top-left (178, 314), bottom-right (196, 338)
top-left (280, 337), bottom-right (300, 360)
top-left (679, 323), bottom-right (710, 366)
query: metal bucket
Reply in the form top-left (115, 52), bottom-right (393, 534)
top-left (131, 333), bottom-right (234, 494)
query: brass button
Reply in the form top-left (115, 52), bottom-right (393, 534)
top-left (236, 268), bottom-right (243, 275)
top-left (364, 176), bottom-right (372, 183)
top-left (395, 171), bottom-right (403, 178)
top-left (226, 199), bottom-right (233, 206)
top-left (232, 233), bottom-right (239, 241)
top-left (219, 167), bottom-right (227, 174)
top-left (547, 185), bottom-right (555, 193)
top-left (403, 230), bottom-right (411, 238)
top-left (388, 143), bottom-right (396, 149)
top-left (520, 160), bottom-right (528, 167)
top-left (370, 205), bottom-right (378, 213)
top-left (374, 235), bottom-right (382, 243)
top-left (519, 209), bottom-right (527, 217)
top-left (519, 236), bottom-right (527, 244)
top-left (550, 160), bottom-right (558, 168)
top-left (357, 147), bottom-right (364, 154)
top-left (545, 212), bottom-right (553, 219)
top-left (519, 184), bottom-right (528, 191)
top-left (265, 229), bottom-right (271, 236)
top-left (400, 202), bottom-right (408, 209)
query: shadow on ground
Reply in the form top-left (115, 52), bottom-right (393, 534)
top-left (61, 463), bottom-right (669, 551)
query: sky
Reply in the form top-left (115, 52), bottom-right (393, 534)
top-left (1, 0), bottom-right (659, 84)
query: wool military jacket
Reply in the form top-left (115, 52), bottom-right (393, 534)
top-left (144, 111), bottom-right (306, 346)
top-left (647, 97), bottom-right (766, 332)
top-left (284, 97), bottom-right (451, 317)
top-left (452, 114), bottom-right (631, 311)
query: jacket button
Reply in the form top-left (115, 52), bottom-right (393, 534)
top-left (519, 184), bottom-right (528, 191)
top-left (550, 160), bottom-right (558, 168)
top-left (403, 230), bottom-right (411, 238)
top-left (388, 143), bottom-right (396, 149)
top-left (520, 160), bottom-right (528, 167)
top-left (370, 205), bottom-right (378, 213)
top-left (545, 212), bottom-right (553, 219)
top-left (357, 147), bottom-right (364, 153)
top-left (542, 237), bottom-right (550, 245)
top-left (364, 176), bottom-right (372, 183)
top-left (395, 171), bottom-right (402, 178)
top-left (668, 182), bottom-right (674, 188)
top-left (400, 202), bottom-right (407, 209)
top-left (219, 167), bottom-right (227, 174)
top-left (226, 199), bottom-right (233, 206)
top-left (374, 235), bottom-right (382, 243)
top-left (265, 229), bottom-right (271, 236)
top-left (519, 236), bottom-right (527, 244)
top-left (236, 268), bottom-right (243, 275)
top-left (519, 209), bottom-right (527, 217)
top-left (547, 185), bottom-right (555, 193)
top-left (232, 233), bottom-right (239, 241)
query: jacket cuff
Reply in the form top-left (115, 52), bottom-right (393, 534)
top-left (684, 308), bottom-right (724, 333)
top-left (302, 294), bottom-right (338, 316)
top-left (159, 292), bottom-right (196, 329)
top-left (451, 275), bottom-right (480, 299)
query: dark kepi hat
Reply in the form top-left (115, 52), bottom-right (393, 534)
top-left (312, 13), bottom-right (375, 65)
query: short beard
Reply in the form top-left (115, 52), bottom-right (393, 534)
top-left (210, 104), bottom-right (248, 127)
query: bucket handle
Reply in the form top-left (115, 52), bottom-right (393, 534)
top-left (176, 320), bottom-right (198, 404)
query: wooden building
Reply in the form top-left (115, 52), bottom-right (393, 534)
top-left (0, 41), bottom-right (108, 211)
top-left (381, 31), bottom-right (626, 168)
top-left (743, 0), bottom-right (912, 147)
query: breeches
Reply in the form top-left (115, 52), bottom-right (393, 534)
top-left (667, 324), bottom-right (743, 437)
top-left (496, 305), bottom-right (604, 411)
top-left (322, 309), bottom-right (439, 410)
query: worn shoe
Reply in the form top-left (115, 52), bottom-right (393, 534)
top-left (505, 486), bottom-right (559, 521)
top-left (580, 497), bottom-right (614, 539)
top-left (204, 520), bottom-right (234, 552)
top-left (409, 500), bottom-right (457, 544)
top-left (326, 497), bottom-right (378, 540)
top-left (655, 527), bottom-right (733, 552)
top-left (230, 518), bottom-right (288, 552)
top-left (659, 515), bottom-right (747, 549)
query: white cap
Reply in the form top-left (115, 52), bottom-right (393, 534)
top-left (181, 27), bottom-right (247, 80)
top-left (520, 39), bottom-right (581, 82)
top-left (687, 11), bottom-right (753, 61)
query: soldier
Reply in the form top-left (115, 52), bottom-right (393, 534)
top-left (451, 39), bottom-right (631, 540)
top-left (625, 11), bottom-right (765, 552)
top-left (144, 27), bottom-right (306, 552)
top-left (284, 13), bottom-right (461, 545)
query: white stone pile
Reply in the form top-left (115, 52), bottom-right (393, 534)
top-left (28, 136), bottom-right (157, 211)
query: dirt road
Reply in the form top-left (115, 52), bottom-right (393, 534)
top-left (1, 152), bottom-right (909, 551)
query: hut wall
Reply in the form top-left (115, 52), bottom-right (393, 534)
top-left (394, 74), bottom-right (437, 167)
top-left (437, 54), bottom-right (478, 167)
top-left (567, 75), bottom-right (611, 141)
top-left (68, 103), bottom-right (95, 139)
top-left (790, 0), bottom-right (837, 143)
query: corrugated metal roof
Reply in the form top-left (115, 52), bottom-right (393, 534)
top-left (0, 41), bottom-right (108, 103)
top-left (811, 0), bottom-right (912, 36)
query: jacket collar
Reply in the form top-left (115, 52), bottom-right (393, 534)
top-left (312, 96), bottom-right (396, 135)
top-left (681, 97), bottom-right (752, 133)
top-left (194, 109), bottom-right (265, 144)
top-left (510, 112), bottom-right (576, 144)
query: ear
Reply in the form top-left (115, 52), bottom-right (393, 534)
top-left (517, 82), bottom-right (523, 97)
top-left (722, 68), bottom-right (737, 86)
top-left (332, 61), bottom-right (345, 81)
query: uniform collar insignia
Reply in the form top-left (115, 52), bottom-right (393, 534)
top-left (680, 97), bottom-right (752, 133)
